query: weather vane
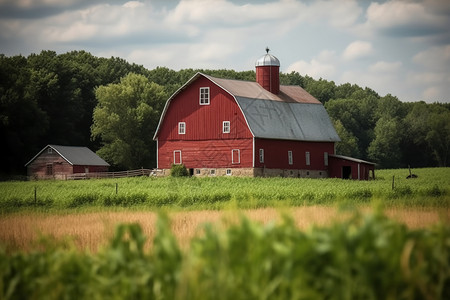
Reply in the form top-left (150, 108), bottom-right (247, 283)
top-left (265, 47), bottom-right (270, 54)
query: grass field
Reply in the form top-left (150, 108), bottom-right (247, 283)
top-left (0, 168), bottom-right (449, 212)
top-left (1, 210), bottom-right (449, 299)
top-left (0, 207), bottom-right (447, 253)
top-left (1, 168), bottom-right (449, 299)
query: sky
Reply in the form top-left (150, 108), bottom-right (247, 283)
top-left (1, 0), bottom-right (449, 103)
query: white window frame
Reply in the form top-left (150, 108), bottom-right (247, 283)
top-left (223, 121), bottom-right (230, 133)
top-left (226, 169), bottom-right (232, 176)
top-left (178, 122), bottom-right (186, 134)
top-left (288, 151), bottom-right (293, 165)
top-left (306, 151), bottom-right (310, 166)
top-left (232, 149), bottom-right (240, 164)
top-left (199, 87), bottom-right (210, 105)
top-left (173, 150), bottom-right (182, 165)
top-left (324, 152), bottom-right (328, 167)
top-left (210, 169), bottom-right (216, 176)
top-left (47, 148), bottom-right (52, 154)
top-left (259, 149), bottom-right (264, 163)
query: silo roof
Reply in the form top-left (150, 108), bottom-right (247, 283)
top-left (255, 53), bottom-right (280, 66)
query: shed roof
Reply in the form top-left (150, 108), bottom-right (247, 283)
top-left (329, 154), bottom-right (376, 165)
top-left (153, 72), bottom-right (340, 142)
top-left (25, 145), bottom-right (110, 167)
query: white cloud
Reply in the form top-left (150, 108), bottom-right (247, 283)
top-left (342, 41), bottom-right (373, 61)
top-left (413, 45), bottom-right (450, 72)
top-left (365, 0), bottom-right (450, 38)
top-left (368, 61), bottom-right (402, 73)
top-left (286, 50), bottom-right (337, 79)
top-left (123, 1), bottom-right (144, 9)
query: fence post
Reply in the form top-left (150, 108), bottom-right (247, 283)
top-left (116, 183), bottom-right (118, 195)
top-left (392, 175), bottom-right (395, 190)
top-left (34, 186), bottom-right (37, 204)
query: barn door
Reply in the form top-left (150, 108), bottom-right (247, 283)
top-left (173, 150), bottom-right (182, 165)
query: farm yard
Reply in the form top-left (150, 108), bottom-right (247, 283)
top-left (0, 167), bottom-right (449, 299)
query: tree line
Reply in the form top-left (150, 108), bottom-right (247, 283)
top-left (1, 50), bottom-right (449, 177)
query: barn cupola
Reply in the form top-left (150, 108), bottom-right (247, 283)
top-left (255, 47), bottom-right (280, 94)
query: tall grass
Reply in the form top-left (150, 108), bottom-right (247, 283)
top-left (1, 212), bottom-right (449, 299)
top-left (0, 168), bottom-right (448, 212)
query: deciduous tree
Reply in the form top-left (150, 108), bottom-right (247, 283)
top-left (91, 73), bottom-right (167, 169)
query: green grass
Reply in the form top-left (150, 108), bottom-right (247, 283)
top-left (0, 168), bottom-right (449, 213)
top-left (1, 212), bottom-right (449, 299)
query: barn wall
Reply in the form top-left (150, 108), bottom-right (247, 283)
top-left (254, 139), bottom-right (335, 170)
top-left (27, 151), bottom-right (73, 179)
top-left (158, 139), bottom-right (253, 169)
top-left (158, 76), bottom-right (253, 141)
top-left (73, 165), bottom-right (109, 173)
top-left (328, 157), bottom-right (375, 180)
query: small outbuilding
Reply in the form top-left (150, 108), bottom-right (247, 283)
top-left (328, 154), bottom-right (375, 180)
top-left (25, 145), bottom-right (110, 179)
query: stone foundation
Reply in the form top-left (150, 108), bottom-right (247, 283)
top-left (157, 167), bottom-right (328, 178)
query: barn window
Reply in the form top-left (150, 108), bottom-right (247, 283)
top-left (210, 169), bottom-right (216, 176)
top-left (306, 152), bottom-right (310, 166)
top-left (46, 163), bottom-right (53, 175)
top-left (259, 149), bottom-right (264, 163)
top-left (223, 121), bottom-right (230, 133)
top-left (288, 151), bottom-right (293, 165)
top-left (324, 152), bottom-right (328, 166)
top-left (200, 87), bottom-right (210, 105)
top-left (196, 169), bottom-right (201, 175)
top-left (173, 150), bottom-right (182, 165)
top-left (226, 169), bottom-right (232, 176)
top-left (232, 149), bottom-right (240, 164)
top-left (178, 122), bottom-right (186, 134)
top-left (47, 148), bottom-right (52, 154)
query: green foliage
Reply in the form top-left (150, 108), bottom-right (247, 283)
top-left (2, 50), bottom-right (450, 176)
top-left (92, 73), bottom-right (167, 169)
top-left (1, 213), bottom-right (449, 299)
top-left (170, 164), bottom-right (189, 177)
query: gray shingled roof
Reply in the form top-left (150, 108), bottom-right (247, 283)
top-left (25, 145), bottom-right (110, 166)
top-left (154, 72), bottom-right (340, 142)
top-left (235, 97), bottom-right (340, 142)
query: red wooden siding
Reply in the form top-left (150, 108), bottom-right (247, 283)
top-left (158, 139), bottom-right (253, 169)
top-left (254, 138), bottom-right (335, 170)
top-left (73, 165), bottom-right (109, 173)
top-left (328, 156), bottom-right (375, 180)
top-left (27, 152), bottom-right (73, 177)
top-left (256, 65), bottom-right (280, 94)
top-left (157, 76), bottom-right (253, 141)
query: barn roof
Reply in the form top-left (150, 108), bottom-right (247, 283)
top-left (25, 145), bottom-right (110, 167)
top-left (153, 72), bottom-right (340, 142)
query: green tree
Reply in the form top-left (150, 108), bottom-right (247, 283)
top-left (91, 73), bottom-right (167, 169)
top-left (368, 117), bottom-right (402, 168)
top-left (0, 54), bottom-right (48, 176)
top-left (426, 109), bottom-right (450, 167)
top-left (333, 120), bottom-right (360, 157)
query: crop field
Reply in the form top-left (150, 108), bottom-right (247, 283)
top-left (0, 168), bottom-right (449, 299)
top-left (0, 168), bottom-right (449, 212)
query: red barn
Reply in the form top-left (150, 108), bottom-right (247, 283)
top-left (153, 50), bottom-right (351, 178)
top-left (328, 154), bottom-right (375, 180)
top-left (25, 145), bottom-right (110, 179)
